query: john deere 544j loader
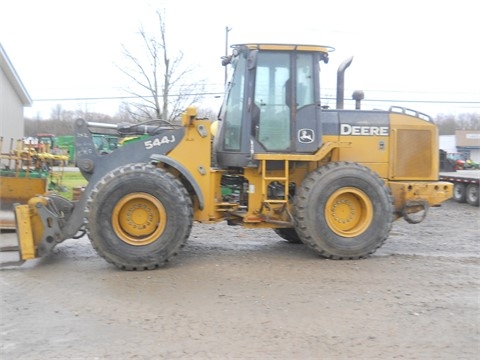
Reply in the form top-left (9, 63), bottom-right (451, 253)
top-left (8, 44), bottom-right (452, 270)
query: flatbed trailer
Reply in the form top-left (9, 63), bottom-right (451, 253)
top-left (439, 170), bottom-right (480, 206)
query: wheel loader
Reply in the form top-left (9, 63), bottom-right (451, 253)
top-left (6, 43), bottom-right (453, 270)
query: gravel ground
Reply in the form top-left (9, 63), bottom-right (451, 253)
top-left (0, 199), bottom-right (479, 359)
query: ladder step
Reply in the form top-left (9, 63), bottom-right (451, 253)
top-left (261, 159), bottom-right (289, 203)
top-left (264, 200), bottom-right (288, 204)
top-left (264, 177), bottom-right (287, 181)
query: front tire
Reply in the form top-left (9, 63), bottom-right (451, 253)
top-left (294, 162), bottom-right (393, 259)
top-left (86, 164), bottom-right (193, 270)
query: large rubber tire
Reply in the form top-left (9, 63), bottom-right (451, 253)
top-left (294, 162), bottom-right (393, 259)
top-left (86, 163), bottom-right (193, 270)
top-left (273, 228), bottom-right (303, 244)
top-left (453, 183), bottom-right (467, 203)
top-left (466, 184), bottom-right (479, 206)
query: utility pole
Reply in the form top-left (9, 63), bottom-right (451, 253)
top-left (224, 26), bottom-right (232, 86)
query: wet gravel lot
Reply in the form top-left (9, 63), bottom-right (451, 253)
top-left (1, 199), bottom-right (479, 359)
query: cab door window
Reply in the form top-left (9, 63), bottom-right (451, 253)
top-left (254, 52), bottom-right (291, 152)
top-left (296, 53), bottom-right (314, 109)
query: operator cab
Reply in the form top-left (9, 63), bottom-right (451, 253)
top-left (214, 43), bottom-right (333, 168)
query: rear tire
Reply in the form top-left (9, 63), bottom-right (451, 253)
top-left (86, 163), bottom-right (193, 270)
top-left (466, 184), bottom-right (479, 206)
top-left (453, 183), bottom-right (467, 203)
top-left (294, 162), bottom-right (393, 259)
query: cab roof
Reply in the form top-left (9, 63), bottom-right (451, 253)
top-left (233, 43), bottom-right (335, 53)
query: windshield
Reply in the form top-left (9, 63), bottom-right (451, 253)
top-left (219, 50), bottom-right (247, 151)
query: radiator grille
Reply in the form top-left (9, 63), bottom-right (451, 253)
top-left (393, 129), bottom-right (433, 179)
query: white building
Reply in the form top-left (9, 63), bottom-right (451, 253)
top-left (0, 43), bottom-right (32, 159)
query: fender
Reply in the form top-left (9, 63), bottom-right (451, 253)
top-left (149, 154), bottom-right (205, 210)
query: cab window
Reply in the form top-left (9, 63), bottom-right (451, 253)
top-left (254, 52), bottom-right (291, 151)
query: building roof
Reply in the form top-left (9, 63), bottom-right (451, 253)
top-left (0, 43), bottom-right (32, 106)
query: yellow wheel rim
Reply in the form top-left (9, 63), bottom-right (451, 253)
top-left (325, 187), bottom-right (373, 238)
top-left (112, 192), bottom-right (166, 246)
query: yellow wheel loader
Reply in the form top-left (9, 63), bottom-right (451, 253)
top-left (6, 44), bottom-right (452, 270)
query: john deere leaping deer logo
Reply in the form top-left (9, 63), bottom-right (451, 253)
top-left (298, 129), bottom-right (314, 143)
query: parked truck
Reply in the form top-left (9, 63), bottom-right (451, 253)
top-left (439, 149), bottom-right (479, 207)
top-left (439, 170), bottom-right (479, 206)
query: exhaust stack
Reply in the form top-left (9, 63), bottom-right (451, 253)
top-left (336, 56), bottom-right (354, 109)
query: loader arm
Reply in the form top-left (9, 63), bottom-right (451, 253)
top-left (9, 119), bottom-right (186, 264)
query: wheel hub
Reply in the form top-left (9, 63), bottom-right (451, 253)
top-left (126, 203), bottom-right (155, 230)
top-left (112, 192), bottom-right (166, 246)
top-left (325, 187), bottom-right (373, 237)
top-left (330, 198), bottom-right (356, 224)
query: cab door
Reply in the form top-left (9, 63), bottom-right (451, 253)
top-left (253, 51), bottom-right (322, 154)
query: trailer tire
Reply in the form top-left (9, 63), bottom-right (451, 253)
top-left (273, 228), bottom-right (303, 244)
top-left (294, 162), bottom-right (393, 259)
top-left (466, 184), bottom-right (479, 206)
top-left (453, 183), bottom-right (467, 203)
top-left (86, 163), bottom-right (193, 270)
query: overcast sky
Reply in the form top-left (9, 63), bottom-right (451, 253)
top-left (1, 0), bottom-right (479, 119)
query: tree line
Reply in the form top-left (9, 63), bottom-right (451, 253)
top-left (433, 112), bottom-right (480, 135)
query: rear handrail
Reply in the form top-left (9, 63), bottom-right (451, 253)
top-left (389, 106), bottom-right (432, 122)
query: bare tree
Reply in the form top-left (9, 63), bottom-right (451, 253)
top-left (118, 9), bottom-right (205, 123)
